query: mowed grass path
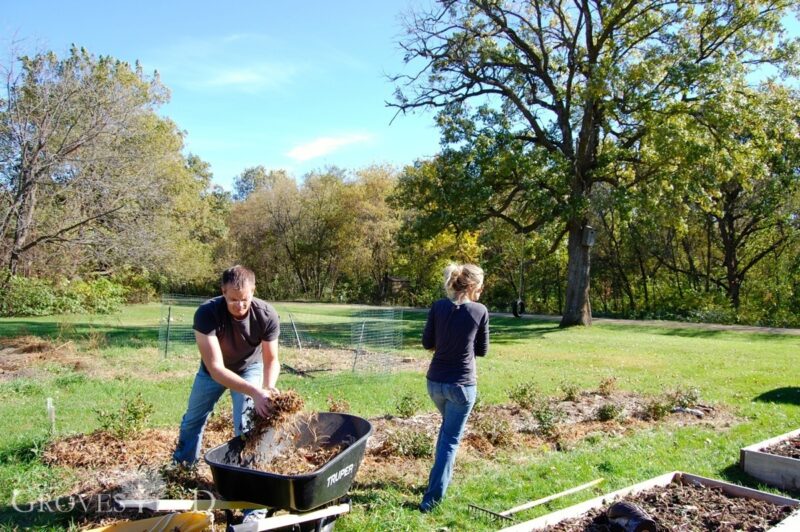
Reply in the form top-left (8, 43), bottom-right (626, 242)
top-left (0, 303), bottom-right (798, 530)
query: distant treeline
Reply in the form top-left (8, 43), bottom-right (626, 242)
top-left (1, 42), bottom-right (798, 326)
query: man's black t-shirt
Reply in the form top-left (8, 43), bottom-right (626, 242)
top-left (193, 296), bottom-right (280, 373)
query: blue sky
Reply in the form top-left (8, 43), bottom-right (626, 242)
top-left (1, 1), bottom-right (440, 189)
top-left (2, 2), bottom-right (798, 190)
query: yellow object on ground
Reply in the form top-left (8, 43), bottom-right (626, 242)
top-left (84, 510), bottom-right (211, 531)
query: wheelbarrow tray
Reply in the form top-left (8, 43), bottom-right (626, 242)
top-left (205, 412), bottom-right (372, 512)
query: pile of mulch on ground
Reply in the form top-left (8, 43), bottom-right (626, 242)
top-left (43, 410), bottom-right (235, 470)
top-left (762, 435), bottom-right (800, 459)
top-left (0, 336), bottom-right (85, 379)
top-left (43, 429), bottom-right (175, 469)
top-left (543, 482), bottom-right (795, 531)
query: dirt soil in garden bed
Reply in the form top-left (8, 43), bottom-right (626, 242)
top-left (543, 481), bottom-right (796, 531)
top-left (762, 436), bottom-right (800, 459)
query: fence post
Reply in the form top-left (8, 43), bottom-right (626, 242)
top-left (164, 305), bottom-right (172, 358)
top-left (289, 313), bottom-right (303, 349)
top-left (352, 320), bottom-right (367, 372)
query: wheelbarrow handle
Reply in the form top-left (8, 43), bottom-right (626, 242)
top-left (116, 499), bottom-right (265, 511)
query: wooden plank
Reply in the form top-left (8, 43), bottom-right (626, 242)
top-left (499, 472), bottom-right (800, 532)
top-left (769, 510), bottom-right (800, 530)
top-left (499, 472), bottom-right (678, 532)
top-left (679, 473), bottom-right (798, 505)
top-left (116, 499), bottom-right (264, 511)
top-left (501, 478), bottom-right (604, 516)
top-left (231, 503), bottom-right (349, 532)
top-left (741, 428), bottom-right (800, 453)
top-left (741, 428), bottom-right (800, 491)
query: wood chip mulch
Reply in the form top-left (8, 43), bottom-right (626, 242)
top-left (238, 392), bottom-right (354, 475)
top-left (0, 336), bottom-right (86, 379)
top-left (761, 436), bottom-right (800, 460)
top-left (42, 429), bottom-right (176, 469)
top-left (543, 481), bottom-right (796, 531)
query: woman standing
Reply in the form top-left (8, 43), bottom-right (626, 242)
top-left (419, 263), bottom-right (489, 512)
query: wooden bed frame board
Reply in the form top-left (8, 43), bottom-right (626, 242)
top-left (740, 427), bottom-right (800, 491)
top-left (498, 471), bottom-right (800, 532)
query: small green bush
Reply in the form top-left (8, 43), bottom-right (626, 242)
top-left (394, 393), bottom-right (423, 418)
top-left (642, 397), bottom-right (672, 421)
top-left (596, 402), bottom-right (624, 421)
top-left (380, 429), bottom-right (433, 458)
top-left (508, 382), bottom-right (540, 410)
top-left (95, 393), bottom-right (154, 439)
top-left (598, 376), bottom-right (618, 397)
top-left (668, 386), bottom-right (701, 408)
top-left (54, 373), bottom-right (87, 388)
top-left (560, 381), bottom-right (581, 402)
top-left (472, 415), bottom-right (514, 447)
top-left (531, 399), bottom-right (565, 436)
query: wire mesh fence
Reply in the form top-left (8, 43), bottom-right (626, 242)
top-left (158, 297), bottom-right (419, 384)
top-left (158, 294), bottom-right (210, 357)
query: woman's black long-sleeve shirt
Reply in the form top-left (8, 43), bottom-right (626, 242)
top-left (423, 298), bottom-right (490, 385)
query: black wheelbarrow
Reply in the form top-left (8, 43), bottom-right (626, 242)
top-left (205, 412), bottom-right (372, 530)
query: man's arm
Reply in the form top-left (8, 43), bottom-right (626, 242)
top-left (195, 331), bottom-right (271, 416)
top-left (261, 339), bottom-right (280, 390)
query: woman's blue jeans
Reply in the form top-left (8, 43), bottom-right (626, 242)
top-left (420, 379), bottom-right (477, 511)
top-left (172, 362), bottom-right (263, 465)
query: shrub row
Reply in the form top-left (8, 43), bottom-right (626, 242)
top-left (0, 274), bottom-right (126, 316)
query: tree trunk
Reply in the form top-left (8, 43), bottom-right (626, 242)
top-left (560, 219), bottom-right (592, 327)
top-left (9, 179), bottom-right (39, 275)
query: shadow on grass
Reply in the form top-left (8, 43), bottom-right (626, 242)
top-left (0, 321), bottom-right (158, 349)
top-left (597, 322), bottom-right (799, 341)
top-left (0, 435), bottom-right (50, 465)
top-left (753, 387), bottom-right (800, 406)
top-left (719, 463), bottom-right (800, 500)
top-left (0, 506), bottom-right (72, 530)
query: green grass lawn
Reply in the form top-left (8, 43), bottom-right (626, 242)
top-left (0, 303), bottom-right (798, 530)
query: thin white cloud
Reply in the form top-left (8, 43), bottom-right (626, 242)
top-left (287, 134), bottom-right (373, 162)
top-left (143, 35), bottom-right (301, 94)
top-left (203, 64), bottom-right (299, 91)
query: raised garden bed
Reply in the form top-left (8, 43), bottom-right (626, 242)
top-left (741, 428), bottom-right (800, 491)
top-left (499, 471), bottom-right (800, 531)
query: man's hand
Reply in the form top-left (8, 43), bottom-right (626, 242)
top-left (251, 388), bottom-right (274, 418)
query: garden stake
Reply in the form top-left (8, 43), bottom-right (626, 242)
top-left (46, 397), bottom-right (55, 434)
top-left (468, 478), bottom-right (604, 522)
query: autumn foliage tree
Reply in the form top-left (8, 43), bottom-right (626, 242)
top-left (392, 0), bottom-right (799, 326)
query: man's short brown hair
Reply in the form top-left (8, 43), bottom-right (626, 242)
top-left (221, 265), bottom-right (255, 290)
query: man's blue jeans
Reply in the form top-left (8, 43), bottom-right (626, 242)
top-left (420, 379), bottom-right (477, 511)
top-left (172, 362), bottom-right (263, 464)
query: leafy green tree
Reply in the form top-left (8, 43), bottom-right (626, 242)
top-left (392, 0), bottom-right (799, 326)
top-left (654, 83), bottom-right (800, 309)
top-left (232, 166), bottom-right (288, 201)
top-left (0, 47), bottom-right (171, 275)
